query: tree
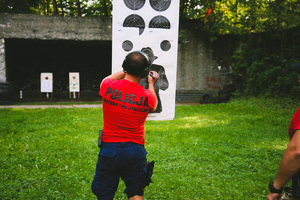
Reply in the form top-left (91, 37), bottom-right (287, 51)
top-left (0, 0), bottom-right (40, 14)
top-left (76, 0), bottom-right (81, 17)
top-left (53, 0), bottom-right (59, 16)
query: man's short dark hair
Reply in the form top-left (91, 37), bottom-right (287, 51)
top-left (122, 51), bottom-right (151, 77)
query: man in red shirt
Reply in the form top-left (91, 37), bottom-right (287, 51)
top-left (92, 51), bottom-right (159, 200)
top-left (268, 63), bottom-right (300, 200)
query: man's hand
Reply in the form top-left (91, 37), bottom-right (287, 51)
top-left (267, 192), bottom-right (281, 200)
top-left (147, 71), bottom-right (159, 109)
top-left (148, 71), bottom-right (159, 84)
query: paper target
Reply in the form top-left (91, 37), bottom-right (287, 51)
top-left (149, 15), bottom-right (170, 29)
top-left (113, 0), bottom-right (180, 120)
top-left (123, 0), bottom-right (146, 10)
top-left (150, 0), bottom-right (171, 11)
top-left (41, 73), bottom-right (53, 93)
top-left (69, 72), bottom-right (80, 92)
top-left (123, 14), bottom-right (145, 35)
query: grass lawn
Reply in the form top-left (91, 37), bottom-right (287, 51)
top-left (0, 97), bottom-right (298, 199)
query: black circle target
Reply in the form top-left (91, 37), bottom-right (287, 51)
top-left (150, 0), bottom-right (171, 12)
top-left (123, 14), bottom-right (145, 35)
top-left (124, 0), bottom-right (146, 10)
top-left (149, 15), bottom-right (170, 29)
top-left (160, 40), bottom-right (171, 51)
top-left (122, 40), bottom-right (133, 51)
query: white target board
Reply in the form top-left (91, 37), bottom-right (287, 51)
top-left (112, 0), bottom-right (180, 120)
top-left (40, 73), bottom-right (53, 93)
top-left (69, 72), bottom-right (80, 92)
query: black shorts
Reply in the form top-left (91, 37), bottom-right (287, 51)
top-left (92, 142), bottom-right (147, 199)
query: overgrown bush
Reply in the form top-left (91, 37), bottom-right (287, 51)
top-left (231, 27), bottom-right (300, 98)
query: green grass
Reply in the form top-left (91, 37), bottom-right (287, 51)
top-left (0, 98), bottom-right (298, 199)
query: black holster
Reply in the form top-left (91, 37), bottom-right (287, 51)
top-left (292, 171), bottom-right (300, 198)
top-left (142, 161), bottom-right (155, 188)
top-left (98, 130), bottom-right (103, 148)
top-left (126, 161), bottom-right (155, 189)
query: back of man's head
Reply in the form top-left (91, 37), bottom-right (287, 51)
top-left (122, 51), bottom-right (150, 77)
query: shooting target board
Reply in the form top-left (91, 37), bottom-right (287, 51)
top-left (69, 72), bottom-right (80, 92)
top-left (112, 0), bottom-right (180, 120)
top-left (40, 73), bottom-right (53, 93)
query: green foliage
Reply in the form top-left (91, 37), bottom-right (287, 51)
top-left (231, 28), bottom-right (300, 98)
top-left (83, 0), bottom-right (112, 17)
top-left (0, 0), bottom-right (40, 14)
top-left (263, 0), bottom-right (300, 31)
top-left (0, 0), bottom-right (112, 17)
top-left (178, 0), bottom-right (300, 34)
top-left (1, 0), bottom-right (299, 34)
top-left (0, 99), bottom-right (298, 199)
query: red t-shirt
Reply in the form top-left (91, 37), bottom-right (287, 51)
top-left (99, 78), bottom-right (157, 145)
top-left (288, 106), bottom-right (300, 140)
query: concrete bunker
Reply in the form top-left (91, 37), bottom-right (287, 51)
top-left (5, 39), bottom-right (111, 100)
top-left (0, 14), bottom-right (234, 104)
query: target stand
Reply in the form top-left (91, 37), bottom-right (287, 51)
top-left (69, 91), bottom-right (80, 99)
top-left (69, 72), bottom-right (80, 99)
top-left (40, 73), bottom-right (53, 99)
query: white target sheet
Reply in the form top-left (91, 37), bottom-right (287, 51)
top-left (112, 0), bottom-right (180, 120)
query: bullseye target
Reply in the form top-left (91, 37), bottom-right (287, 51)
top-left (150, 0), bottom-right (171, 11)
top-left (123, 14), bottom-right (145, 35)
top-left (149, 15), bottom-right (170, 29)
top-left (123, 0), bottom-right (146, 10)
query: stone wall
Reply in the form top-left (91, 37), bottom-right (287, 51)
top-left (0, 39), bottom-right (5, 82)
top-left (0, 13), bottom-right (112, 41)
top-left (176, 25), bottom-right (234, 102)
top-left (177, 29), bottom-right (232, 93)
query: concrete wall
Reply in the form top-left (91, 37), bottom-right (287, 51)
top-left (177, 28), bottom-right (232, 94)
top-left (0, 13), bottom-right (112, 41)
top-left (0, 39), bottom-right (5, 82)
top-left (0, 14), bottom-right (233, 101)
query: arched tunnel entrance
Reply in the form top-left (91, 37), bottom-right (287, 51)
top-left (5, 39), bottom-right (112, 101)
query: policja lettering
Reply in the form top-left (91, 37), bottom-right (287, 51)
top-left (128, 106), bottom-right (149, 112)
top-left (105, 87), bottom-right (149, 107)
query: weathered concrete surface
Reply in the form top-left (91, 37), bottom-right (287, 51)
top-left (0, 39), bottom-right (5, 82)
top-left (177, 28), bottom-right (232, 94)
top-left (0, 13), bottom-right (112, 41)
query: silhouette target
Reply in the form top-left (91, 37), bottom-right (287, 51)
top-left (150, 0), bottom-right (171, 11)
top-left (149, 15), bottom-right (170, 29)
top-left (123, 14), bottom-right (145, 35)
top-left (123, 0), bottom-right (145, 10)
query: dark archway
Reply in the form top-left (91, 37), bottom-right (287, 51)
top-left (5, 39), bottom-right (112, 101)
